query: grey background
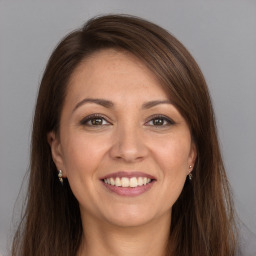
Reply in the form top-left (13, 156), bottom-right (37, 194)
top-left (0, 0), bottom-right (255, 255)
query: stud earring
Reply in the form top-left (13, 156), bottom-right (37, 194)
top-left (58, 170), bottom-right (63, 185)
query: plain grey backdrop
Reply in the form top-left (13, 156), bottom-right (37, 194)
top-left (0, 0), bottom-right (255, 255)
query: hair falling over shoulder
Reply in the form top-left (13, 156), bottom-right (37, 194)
top-left (12, 14), bottom-right (238, 256)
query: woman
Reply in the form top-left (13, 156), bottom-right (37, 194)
top-left (12, 14), bottom-right (238, 255)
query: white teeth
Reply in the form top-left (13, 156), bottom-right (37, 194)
top-left (138, 177), bottom-right (143, 186)
top-left (115, 177), bottom-right (121, 186)
top-left (110, 177), bottom-right (115, 186)
top-left (130, 177), bottom-right (138, 187)
top-left (103, 177), bottom-right (152, 188)
top-left (121, 177), bottom-right (129, 187)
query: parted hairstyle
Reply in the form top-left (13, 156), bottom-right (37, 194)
top-left (12, 14), bottom-right (238, 256)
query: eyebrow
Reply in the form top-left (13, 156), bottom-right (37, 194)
top-left (73, 98), bottom-right (114, 112)
top-left (72, 98), bottom-right (173, 112)
top-left (141, 100), bottom-right (174, 109)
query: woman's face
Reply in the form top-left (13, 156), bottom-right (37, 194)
top-left (49, 49), bottom-right (196, 227)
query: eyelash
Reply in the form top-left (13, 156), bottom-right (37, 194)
top-left (80, 114), bottom-right (175, 127)
top-left (145, 114), bottom-right (175, 127)
top-left (80, 114), bottom-right (111, 126)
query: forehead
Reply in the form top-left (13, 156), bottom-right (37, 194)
top-left (66, 49), bottom-right (171, 106)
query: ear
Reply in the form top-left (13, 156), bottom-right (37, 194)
top-left (188, 142), bottom-right (197, 172)
top-left (47, 131), bottom-right (66, 177)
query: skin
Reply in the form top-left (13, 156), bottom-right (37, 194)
top-left (48, 49), bottom-right (196, 256)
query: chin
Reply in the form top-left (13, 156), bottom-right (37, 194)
top-left (107, 215), bottom-right (153, 228)
top-left (102, 205), bottom-right (161, 228)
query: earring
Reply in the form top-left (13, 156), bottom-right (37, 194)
top-left (58, 170), bottom-right (63, 185)
top-left (188, 165), bottom-right (193, 180)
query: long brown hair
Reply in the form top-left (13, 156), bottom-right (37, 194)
top-left (12, 14), bottom-right (238, 256)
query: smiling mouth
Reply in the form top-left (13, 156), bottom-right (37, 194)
top-left (103, 177), bottom-right (152, 188)
top-left (100, 171), bottom-right (156, 196)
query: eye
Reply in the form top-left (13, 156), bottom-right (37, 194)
top-left (80, 114), bottom-right (110, 126)
top-left (145, 115), bottom-right (175, 127)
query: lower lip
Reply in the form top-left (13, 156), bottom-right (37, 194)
top-left (101, 181), bottom-right (155, 197)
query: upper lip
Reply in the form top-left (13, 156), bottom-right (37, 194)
top-left (100, 171), bottom-right (156, 180)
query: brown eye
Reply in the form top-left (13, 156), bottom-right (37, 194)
top-left (145, 115), bottom-right (175, 127)
top-left (80, 115), bottom-right (110, 126)
top-left (90, 118), bottom-right (104, 125)
top-left (152, 118), bottom-right (165, 126)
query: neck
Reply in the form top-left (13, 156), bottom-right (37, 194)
top-left (78, 212), bottom-right (171, 256)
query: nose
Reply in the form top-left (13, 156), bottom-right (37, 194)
top-left (109, 124), bottom-right (148, 163)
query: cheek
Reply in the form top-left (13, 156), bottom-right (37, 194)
top-left (153, 136), bottom-right (191, 175)
top-left (151, 135), bottom-right (191, 204)
top-left (60, 133), bottom-right (110, 208)
top-left (61, 132), bottom-right (109, 177)
top-left (160, 144), bottom-right (188, 191)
